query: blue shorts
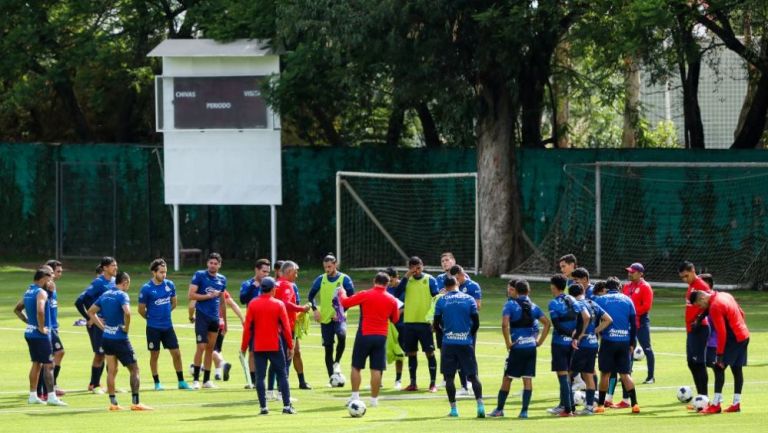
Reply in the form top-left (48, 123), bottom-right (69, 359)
top-left (505, 348), bottom-right (536, 378)
top-left (146, 326), bottom-right (179, 351)
top-left (102, 338), bottom-right (137, 367)
top-left (598, 340), bottom-right (632, 374)
top-left (723, 337), bottom-right (749, 367)
top-left (402, 323), bottom-right (434, 353)
top-left (441, 344), bottom-right (478, 377)
top-left (51, 329), bottom-right (64, 353)
top-left (26, 337), bottom-right (53, 364)
top-left (351, 334), bottom-right (387, 371)
top-left (320, 321), bottom-right (347, 347)
top-left (551, 343), bottom-right (573, 372)
top-left (195, 314), bottom-right (219, 344)
top-left (686, 326), bottom-right (710, 365)
top-left (87, 324), bottom-right (104, 355)
top-left (571, 346), bottom-right (598, 373)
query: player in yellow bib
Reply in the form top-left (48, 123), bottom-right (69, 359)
top-left (308, 254), bottom-right (355, 380)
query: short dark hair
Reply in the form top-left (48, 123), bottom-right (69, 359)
top-left (606, 276), bottom-right (621, 291)
top-left (571, 267), bottom-right (589, 279)
top-left (150, 258), bottom-right (166, 272)
top-left (700, 273), bottom-right (713, 289)
top-left (255, 258), bottom-right (271, 269)
top-left (274, 260), bottom-right (284, 271)
top-left (593, 281), bottom-right (607, 295)
top-left (444, 275), bottom-right (458, 288)
top-left (550, 274), bottom-right (567, 291)
top-left (374, 272), bottom-right (390, 286)
top-left (115, 271), bottom-right (130, 285)
top-left (96, 264), bottom-right (103, 274)
top-left (678, 260), bottom-right (695, 273)
top-left (208, 252), bottom-right (222, 263)
top-left (323, 253), bottom-right (337, 263)
top-left (568, 283), bottom-right (584, 297)
top-left (440, 252), bottom-right (455, 260)
top-left (100, 256), bottom-right (116, 268)
top-left (449, 264), bottom-right (463, 276)
top-left (689, 290), bottom-right (705, 304)
top-left (507, 278), bottom-right (519, 288)
top-left (34, 268), bottom-right (52, 281)
top-left (558, 254), bottom-right (577, 265)
top-left (514, 279), bottom-right (530, 295)
top-left (45, 260), bottom-right (62, 271)
top-left (408, 256), bottom-right (423, 267)
top-left (384, 267), bottom-right (399, 278)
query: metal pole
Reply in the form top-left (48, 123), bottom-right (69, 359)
top-left (474, 173), bottom-right (480, 275)
top-left (55, 161), bottom-right (60, 259)
top-left (270, 205), bottom-right (277, 267)
top-left (173, 204), bottom-right (180, 271)
top-left (336, 172), bottom-right (341, 266)
top-left (595, 164), bottom-right (602, 277)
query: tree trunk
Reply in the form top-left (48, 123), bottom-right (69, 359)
top-left (311, 106), bottom-right (344, 146)
top-left (553, 40), bottom-right (571, 148)
top-left (731, 71), bottom-right (768, 148)
top-left (385, 106), bottom-right (405, 147)
top-left (416, 102), bottom-right (441, 148)
top-left (475, 71), bottom-right (524, 276)
top-left (735, 13), bottom-right (758, 140)
top-left (519, 68), bottom-right (546, 148)
top-left (52, 77), bottom-right (93, 142)
top-left (622, 55), bottom-right (641, 148)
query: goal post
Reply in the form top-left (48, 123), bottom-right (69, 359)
top-left (336, 171), bottom-right (479, 274)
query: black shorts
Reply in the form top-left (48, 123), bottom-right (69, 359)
top-left (320, 321), bottom-right (347, 347)
top-left (402, 323), bottom-right (434, 353)
top-left (87, 324), bottom-right (104, 354)
top-left (571, 347), bottom-right (598, 374)
top-left (51, 329), bottom-right (64, 353)
top-left (505, 348), bottom-right (536, 378)
top-left (351, 334), bottom-right (387, 371)
top-left (551, 344), bottom-right (573, 372)
top-left (195, 314), bottom-right (219, 344)
top-left (26, 337), bottom-right (53, 364)
top-left (441, 344), bottom-right (477, 377)
top-left (723, 337), bottom-right (749, 367)
top-left (102, 338), bottom-right (137, 367)
top-left (686, 326), bottom-right (710, 364)
top-left (598, 340), bottom-right (632, 374)
top-left (146, 326), bottom-right (179, 351)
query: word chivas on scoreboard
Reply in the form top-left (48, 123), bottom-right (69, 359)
top-left (173, 76), bottom-right (268, 129)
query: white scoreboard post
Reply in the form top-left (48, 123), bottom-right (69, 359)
top-left (148, 39), bottom-right (281, 270)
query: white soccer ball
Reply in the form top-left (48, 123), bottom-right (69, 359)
top-left (633, 346), bottom-right (645, 361)
top-left (347, 399), bottom-right (367, 417)
top-left (573, 390), bottom-right (586, 406)
top-left (693, 394), bottom-right (709, 410)
top-left (330, 372), bottom-right (346, 388)
top-left (676, 386), bottom-right (693, 403)
top-left (571, 375), bottom-right (586, 392)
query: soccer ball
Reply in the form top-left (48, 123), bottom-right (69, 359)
top-left (692, 395), bottom-right (709, 411)
top-left (573, 390), bottom-right (586, 406)
top-left (571, 375), bottom-right (586, 392)
top-left (348, 399), bottom-right (367, 417)
top-left (633, 346), bottom-right (645, 361)
top-left (676, 386), bottom-right (693, 403)
top-left (330, 373), bottom-right (346, 388)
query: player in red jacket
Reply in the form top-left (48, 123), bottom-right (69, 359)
top-left (622, 263), bottom-right (655, 383)
top-left (690, 290), bottom-right (749, 414)
top-left (679, 261), bottom-right (712, 401)
top-left (273, 261), bottom-right (311, 390)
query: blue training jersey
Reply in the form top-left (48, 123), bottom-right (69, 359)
top-left (191, 270), bottom-right (227, 320)
top-left (585, 283), bottom-right (595, 300)
top-left (434, 290), bottom-right (477, 346)
top-left (94, 289), bottom-right (130, 340)
top-left (549, 293), bottom-right (582, 346)
top-left (23, 284), bottom-right (50, 339)
top-left (594, 290), bottom-right (636, 343)
top-left (577, 298), bottom-right (604, 349)
top-left (459, 278), bottom-right (482, 300)
top-left (77, 275), bottom-right (113, 308)
top-left (49, 287), bottom-right (59, 330)
top-left (139, 279), bottom-right (176, 330)
top-left (503, 295), bottom-right (544, 350)
top-left (435, 272), bottom-right (448, 290)
top-left (240, 278), bottom-right (260, 305)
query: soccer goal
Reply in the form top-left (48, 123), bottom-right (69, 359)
top-left (509, 161), bottom-right (768, 288)
top-left (336, 171), bottom-right (479, 274)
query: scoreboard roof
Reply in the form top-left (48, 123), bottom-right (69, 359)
top-left (148, 39), bottom-right (274, 58)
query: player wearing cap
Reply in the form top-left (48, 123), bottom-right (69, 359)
top-left (623, 263), bottom-right (655, 384)
top-left (690, 290), bottom-right (749, 414)
top-left (679, 261), bottom-right (712, 403)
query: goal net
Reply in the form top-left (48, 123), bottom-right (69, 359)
top-left (511, 162), bottom-right (768, 287)
top-left (336, 171), bottom-right (479, 273)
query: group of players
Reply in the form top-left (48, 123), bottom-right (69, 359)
top-left (16, 251), bottom-right (750, 417)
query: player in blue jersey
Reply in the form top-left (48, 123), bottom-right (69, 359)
top-left (308, 254), bottom-right (355, 379)
top-left (14, 268), bottom-right (67, 406)
top-left (240, 258), bottom-right (271, 388)
top-left (571, 267), bottom-right (594, 300)
top-left (138, 258), bottom-right (190, 391)
top-left (548, 274), bottom-right (589, 416)
top-left (188, 252), bottom-right (228, 389)
top-left (558, 254), bottom-right (578, 285)
top-left (435, 252), bottom-right (457, 290)
top-left (489, 279), bottom-right (551, 418)
top-left (569, 283), bottom-right (612, 415)
top-left (89, 272), bottom-right (152, 410)
top-left (593, 277), bottom-right (640, 414)
top-left (449, 264), bottom-right (482, 395)
top-left (36, 260), bottom-right (66, 400)
top-left (75, 256), bottom-right (118, 394)
top-left (433, 276), bottom-right (483, 417)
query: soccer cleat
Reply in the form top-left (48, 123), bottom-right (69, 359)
top-left (477, 403), bottom-right (486, 418)
top-left (518, 410), bottom-right (528, 419)
top-left (28, 395), bottom-right (46, 405)
top-left (130, 403), bottom-right (154, 411)
top-left (244, 384), bottom-right (255, 389)
top-left (393, 380), bottom-right (402, 391)
top-left (259, 407), bottom-right (269, 415)
top-left (154, 383), bottom-right (164, 391)
top-left (202, 381), bottom-right (217, 389)
top-left (448, 407), bottom-right (459, 417)
top-left (404, 384), bottom-right (418, 392)
top-left (178, 381), bottom-right (191, 390)
top-left (223, 362), bottom-right (232, 381)
top-left (214, 373), bottom-right (222, 381)
top-left (604, 400), bottom-right (614, 408)
top-left (612, 401), bottom-right (631, 409)
top-left (282, 406), bottom-right (297, 415)
top-left (88, 384), bottom-right (105, 395)
top-left (428, 385), bottom-right (438, 393)
top-left (701, 404), bottom-right (722, 415)
top-left (547, 405), bottom-right (565, 415)
top-left (558, 410), bottom-right (573, 417)
top-left (299, 382), bottom-right (312, 390)
top-left (642, 377), bottom-right (655, 384)
top-left (38, 393), bottom-right (48, 402)
top-left (488, 409), bottom-right (504, 417)
top-left (46, 396), bottom-right (68, 406)
top-left (54, 387), bottom-right (66, 397)
top-left (333, 362), bottom-right (341, 374)
top-left (724, 403), bottom-right (741, 413)
top-left (594, 405), bottom-right (605, 414)
top-left (577, 407), bottom-right (595, 416)
top-left (108, 404), bottom-right (125, 411)
top-left (192, 381), bottom-right (201, 390)
top-left (632, 404), bottom-right (641, 414)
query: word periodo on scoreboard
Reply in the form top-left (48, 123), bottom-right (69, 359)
top-left (173, 76), bottom-right (268, 129)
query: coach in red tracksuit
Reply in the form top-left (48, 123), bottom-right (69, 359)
top-left (338, 272), bottom-right (400, 407)
top-left (690, 290), bottom-right (750, 414)
top-left (622, 263), bottom-right (655, 383)
top-left (240, 277), bottom-right (296, 415)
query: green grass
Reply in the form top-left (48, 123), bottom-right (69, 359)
top-left (0, 264), bottom-right (766, 432)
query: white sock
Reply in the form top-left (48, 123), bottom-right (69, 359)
top-left (370, 397), bottom-right (378, 405)
top-left (215, 368), bottom-right (222, 376)
top-left (351, 391), bottom-right (360, 400)
top-left (606, 394), bottom-right (614, 403)
top-left (733, 394), bottom-right (741, 404)
top-left (713, 393), bottom-right (723, 405)
top-left (30, 391), bottom-right (37, 399)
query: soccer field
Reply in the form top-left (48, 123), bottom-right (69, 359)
top-left (1, 264), bottom-right (766, 433)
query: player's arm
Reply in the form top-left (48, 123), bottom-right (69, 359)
top-left (122, 302), bottom-right (131, 334)
top-left (279, 305), bottom-right (294, 355)
top-left (628, 312), bottom-right (637, 349)
top-left (337, 288), bottom-right (363, 309)
top-left (307, 277), bottom-right (321, 307)
top-left (240, 304), bottom-right (254, 352)
top-left (470, 312), bottom-right (480, 336)
top-left (343, 276), bottom-right (355, 296)
top-left (574, 309), bottom-right (590, 340)
top-left (711, 305), bottom-right (728, 356)
top-left (138, 302), bottom-right (148, 319)
top-left (536, 314), bottom-right (551, 347)
top-left (501, 315), bottom-right (512, 350)
top-left (74, 294), bottom-right (90, 320)
top-left (88, 305), bottom-right (105, 330)
top-left (390, 301), bottom-right (400, 323)
top-left (13, 299), bottom-right (27, 324)
top-left (219, 291), bottom-right (228, 330)
top-left (36, 290), bottom-right (49, 335)
top-left (188, 300), bottom-right (196, 323)
top-left (225, 295), bottom-right (244, 324)
top-left (549, 304), bottom-right (569, 336)
top-left (392, 276), bottom-right (408, 300)
top-left (189, 284), bottom-right (219, 301)
top-left (429, 277), bottom-right (439, 296)
top-left (595, 310), bottom-right (612, 335)
top-left (171, 294), bottom-right (177, 311)
top-left (637, 284), bottom-right (653, 315)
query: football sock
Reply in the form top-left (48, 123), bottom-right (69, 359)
top-left (109, 394), bottom-right (118, 405)
top-left (713, 393), bottom-right (723, 405)
top-left (496, 390), bottom-right (509, 411)
top-left (395, 371), bottom-right (402, 382)
top-left (598, 390), bottom-right (607, 405)
top-left (459, 371), bottom-right (468, 389)
top-left (733, 393), bottom-right (741, 405)
top-left (193, 365), bottom-right (201, 381)
top-left (558, 374), bottom-right (570, 412)
top-left (408, 356), bottom-right (418, 385)
top-left (522, 389), bottom-right (532, 411)
top-left (713, 365), bottom-right (726, 393)
top-left (132, 393), bottom-right (139, 404)
top-left (203, 369), bottom-right (211, 383)
top-left (586, 389), bottom-right (595, 407)
top-left (427, 356), bottom-right (437, 385)
top-left (732, 366), bottom-right (744, 394)
top-left (468, 375), bottom-right (483, 400)
top-left (298, 373), bottom-right (306, 386)
top-left (53, 365), bottom-right (61, 385)
top-left (90, 366), bottom-right (101, 387)
top-left (153, 375), bottom-right (160, 385)
top-left (335, 337), bottom-right (346, 364)
top-left (324, 346), bottom-right (334, 377)
top-left (176, 371), bottom-right (184, 382)
top-left (628, 388), bottom-right (637, 406)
